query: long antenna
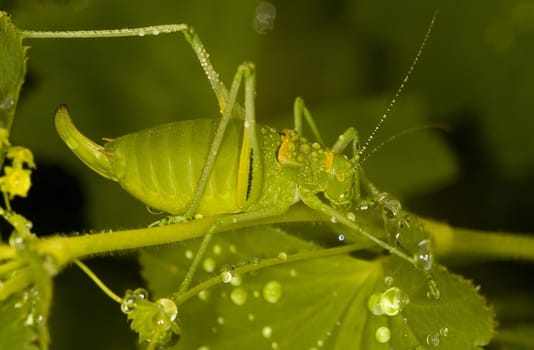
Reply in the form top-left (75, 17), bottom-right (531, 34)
top-left (359, 11), bottom-right (437, 157)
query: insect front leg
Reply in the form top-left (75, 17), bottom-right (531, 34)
top-left (298, 191), bottom-right (418, 268)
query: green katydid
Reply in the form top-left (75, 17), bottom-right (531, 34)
top-left (21, 14), bottom-right (436, 285)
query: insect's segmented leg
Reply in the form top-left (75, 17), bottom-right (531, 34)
top-left (183, 62), bottom-right (256, 218)
top-left (293, 97), bottom-right (324, 144)
top-left (299, 191), bottom-right (417, 268)
top-left (178, 62), bottom-right (258, 293)
top-left (176, 207), bottom-right (287, 295)
top-left (20, 24), bottom-right (229, 114)
top-left (332, 127), bottom-right (359, 155)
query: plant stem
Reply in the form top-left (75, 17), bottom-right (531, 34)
top-left (425, 220), bottom-right (534, 263)
top-left (74, 259), bottom-right (122, 304)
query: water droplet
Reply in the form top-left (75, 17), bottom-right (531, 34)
top-left (289, 269), bottom-right (297, 277)
top-left (198, 346), bottom-right (210, 350)
top-left (203, 257), bottom-right (216, 273)
top-left (317, 339), bottom-right (324, 347)
top-left (185, 250), bottom-right (194, 259)
top-left (217, 316), bottom-right (225, 325)
top-left (220, 270), bottom-right (232, 283)
top-left (330, 216), bottom-right (337, 223)
top-left (229, 244), bottom-right (237, 253)
top-left (248, 313), bottom-right (255, 321)
top-left (346, 212), bottom-right (356, 222)
top-left (384, 276), bottom-right (394, 286)
top-left (0, 95), bottom-right (15, 111)
top-left (414, 239), bottom-right (433, 271)
top-left (213, 244), bottom-right (222, 255)
top-left (253, 290), bottom-right (260, 298)
top-left (230, 273), bottom-right (242, 286)
top-left (338, 234), bottom-right (345, 241)
top-left (378, 192), bottom-right (402, 238)
top-left (367, 292), bottom-right (384, 316)
top-left (138, 29), bottom-right (145, 37)
top-left (375, 326), bottom-right (391, 343)
top-left (271, 342), bottom-right (279, 349)
top-left (197, 290), bottom-right (209, 301)
top-left (262, 326), bottom-right (273, 338)
top-left (156, 298), bottom-right (178, 323)
top-left (380, 287), bottom-right (410, 316)
top-left (277, 252), bottom-right (288, 261)
top-left (230, 287), bottom-right (248, 305)
top-left (439, 327), bottom-right (449, 337)
top-left (262, 281), bottom-right (282, 304)
top-left (426, 332), bottom-right (440, 347)
top-left (134, 288), bottom-right (148, 300)
top-left (153, 29), bottom-right (160, 35)
top-left (426, 278), bottom-right (441, 300)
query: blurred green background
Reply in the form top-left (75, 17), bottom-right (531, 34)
top-left (2, 0), bottom-right (534, 348)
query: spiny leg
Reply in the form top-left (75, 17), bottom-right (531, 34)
top-left (293, 97), bottom-right (324, 144)
top-left (178, 62), bottom-right (258, 293)
top-left (21, 24), bottom-right (229, 114)
top-left (331, 127), bottom-right (360, 155)
top-left (177, 207), bottom-right (287, 295)
top-left (298, 191), bottom-right (417, 268)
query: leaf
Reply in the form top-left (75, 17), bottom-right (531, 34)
top-left (0, 293), bottom-right (39, 350)
top-left (0, 11), bottom-right (26, 133)
top-left (140, 225), bottom-right (495, 349)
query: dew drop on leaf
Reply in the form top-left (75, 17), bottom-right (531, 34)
top-left (230, 287), bottom-right (248, 306)
top-left (426, 332), bottom-right (440, 347)
top-left (202, 257), bottom-right (216, 273)
top-left (380, 287), bottom-right (410, 316)
top-left (262, 281), bottom-right (282, 304)
top-left (375, 326), bottom-right (391, 343)
top-left (440, 327), bottom-right (449, 337)
top-left (262, 326), bottom-right (273, 339)
top-left (185, 250), bottom-right (194, 259)
top-left (367, 292), bottom-right (384, 316)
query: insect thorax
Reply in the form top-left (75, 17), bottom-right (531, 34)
top-left (276, 129), bottom-right (356, 207)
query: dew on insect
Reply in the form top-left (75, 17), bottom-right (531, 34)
top-left (262, 280), bottom-right (282, 304)
top-left (230, 287), bottom-right (248, 305)
top-left (426, 332), bottom-right (441, 347)
top-left (202, 257), bottom-right (216, 273)
top-left (375, 326), bottom-right (391, 343)
top-left (262, 326), bottom-right (273, 339)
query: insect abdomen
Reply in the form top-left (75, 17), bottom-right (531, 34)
top-left (107, 119), bottom-right (243, 215)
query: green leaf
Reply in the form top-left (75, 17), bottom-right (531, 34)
top-left (140, 225), bottom-right (495, 349)
top-left (0, 293), bottom-right (39, 350)
top-left (0, 11), bottom-right (26, 134)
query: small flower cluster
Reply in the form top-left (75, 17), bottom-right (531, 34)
top-left (0, 142), bottom-right (36, 199)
